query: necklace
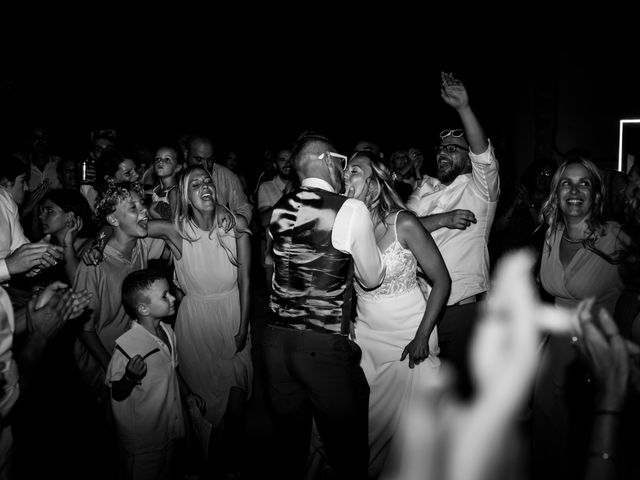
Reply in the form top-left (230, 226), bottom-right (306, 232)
top-left (562, 233), bottom-right (583, 244)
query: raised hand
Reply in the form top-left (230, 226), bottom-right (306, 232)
top-left (63, 216), bottom-right (83, 249)
top-left (408, 148), bottom-right (424, 173)
top-left (574, 301), bottom-right (638, 410)
top-left (440, 71), bottom-right (470, 111)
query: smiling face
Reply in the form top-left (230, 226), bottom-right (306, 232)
top-left (111, 191), bottom-right (149, 237)
top-left (344, 154), bottom-right (373, 202)
top-left (436, 137), bottom-right (470, 185)
top-left (187, 168), bottom-right (216, 214)
top-left (154, 147), bottom-right (180, 178)
top-left (39, 199), bottom-right (68, 235)
top-left (556, 162), bottom-right (599, 222)
top-left (275, 148), bottom-right (293, 179)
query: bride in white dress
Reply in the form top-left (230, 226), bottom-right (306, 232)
top-left (344, 151), bottom-right (451, 478)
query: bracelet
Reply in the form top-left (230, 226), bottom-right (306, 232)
top-left (588, 451), bottom-right (617, 461)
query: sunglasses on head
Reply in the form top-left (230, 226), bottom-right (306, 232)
top-left (440, 129), bottom-right (464, 139)
top-left (91, 129), bottom-right (117, 142)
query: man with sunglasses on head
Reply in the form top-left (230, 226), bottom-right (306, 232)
top-left (263, 132), bottom-right (385, 480)
top-left (407, 72), bottom-right (500, 399)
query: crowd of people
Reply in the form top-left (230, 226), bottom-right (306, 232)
top-left (0, 71), bottom-right (639, 480)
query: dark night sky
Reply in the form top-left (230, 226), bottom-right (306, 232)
top-left (2, 11), bottom-right (639, 174)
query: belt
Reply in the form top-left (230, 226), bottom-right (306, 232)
top-left (451, 292), bottom-right (486, 307)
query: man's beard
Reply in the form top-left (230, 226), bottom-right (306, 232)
top-left (437, 162), bottom-right (463, 184)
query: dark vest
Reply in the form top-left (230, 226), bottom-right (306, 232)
top-left (268, 186), bottom-right (354, 334)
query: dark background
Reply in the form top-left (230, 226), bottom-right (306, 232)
top-left (2, 12), bottom-right (640, 181)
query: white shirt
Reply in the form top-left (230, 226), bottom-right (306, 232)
top-left (0, 287), bottom-right (19, 419)
top-left (0, 188), bottom-right (30, 283)
top-left (407, 144), bottom-right (499, 305)
top-left (257, 175), bottom-right (291, 212)
top-left (28, 156), bottom-right (62, 191)
top-left (268, 177), bottom-right (385, 289)
top-left (106, 321), bottom-right (184, 454)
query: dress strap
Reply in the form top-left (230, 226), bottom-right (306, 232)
top-left (392, 210), bottom-right (406, 242)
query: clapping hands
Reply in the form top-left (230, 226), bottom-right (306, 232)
top-left (29, 281), bottom-right (92, 340)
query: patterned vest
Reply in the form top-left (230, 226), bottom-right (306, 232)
top-left (268, 187), bottom-right (354, 334)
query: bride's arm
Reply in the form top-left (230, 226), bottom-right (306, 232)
top-left (398, 210), bottom-right (451, 368)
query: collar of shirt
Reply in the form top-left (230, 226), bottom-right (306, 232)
top-left (273, 175), bottom-right (290, 192)
top-left (301, 177), bottom-right (335, 193)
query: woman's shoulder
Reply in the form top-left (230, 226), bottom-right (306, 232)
top-left (394, 209), bottom-right (422, 236)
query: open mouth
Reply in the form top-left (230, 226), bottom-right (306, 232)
top-left (566, 198), bottom-right (584, 205)
top-left (138, 217), bottom-right (148, 229)
top-left (201, 192), bottom-right (213, 201)
top-left (438, 158), bottom-right (452, 169)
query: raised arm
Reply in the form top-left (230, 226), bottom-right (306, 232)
top-left (147, 219), bottom-right (183, 259)
top-left (441, 71), bottom-right (488, 155)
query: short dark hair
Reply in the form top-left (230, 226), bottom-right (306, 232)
top-left (290, 131), bottom-right (333, 164)
top-left (42, 188), bottom-right (98, 238)
top-left (121, 268), bottom-right (167, 318)
top-left (1, 156), bottom-right (29, 183)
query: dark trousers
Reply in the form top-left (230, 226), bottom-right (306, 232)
top-left (437, 302), bottom-right (481, 399)
top-left (261, 324), bottom-right (370, 480)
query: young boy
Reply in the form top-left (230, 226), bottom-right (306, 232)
top-left (149, 146), bottom-right (182, 220)
top-left (108, 268), bottom-right (200, 480)
top-left (73, 182), bottom-right (166, 406)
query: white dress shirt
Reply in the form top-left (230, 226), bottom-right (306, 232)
top-left (407, 143), bottom-right (499, 305)
top-left (0, 188), bottom-right (30, 283)
top-left (28, 156), bottom-right (62, 191)
top-left (257, 175), bottom-right (291, 212)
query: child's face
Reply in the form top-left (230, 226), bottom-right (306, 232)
top-left (39, 199), bottom-right (68, 235)
top-left (154, 148), bottom-right (180, 178)
top-left (112, 192), bottom-right (148, 237)
top-left (114, 158), bottom-right (140, 184)
top-left (187, 168), bottom-right (216, 213)
top-left (144, 278), bottom-right (176, 318)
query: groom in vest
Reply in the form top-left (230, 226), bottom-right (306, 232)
top-left (263, 132), bottom-right (385, 480)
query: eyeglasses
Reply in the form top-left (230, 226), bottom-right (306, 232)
top-left (91, 129), bottom-right (117, 142)
top-left (440, 129), bottom-right (464, 139)
top-left (435, 144), bottom-right (468, 154)
top-left (319, 151), bottom-right (348, 170)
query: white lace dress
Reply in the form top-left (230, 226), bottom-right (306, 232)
top-left (354, 211), bottom-right (440, 477)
